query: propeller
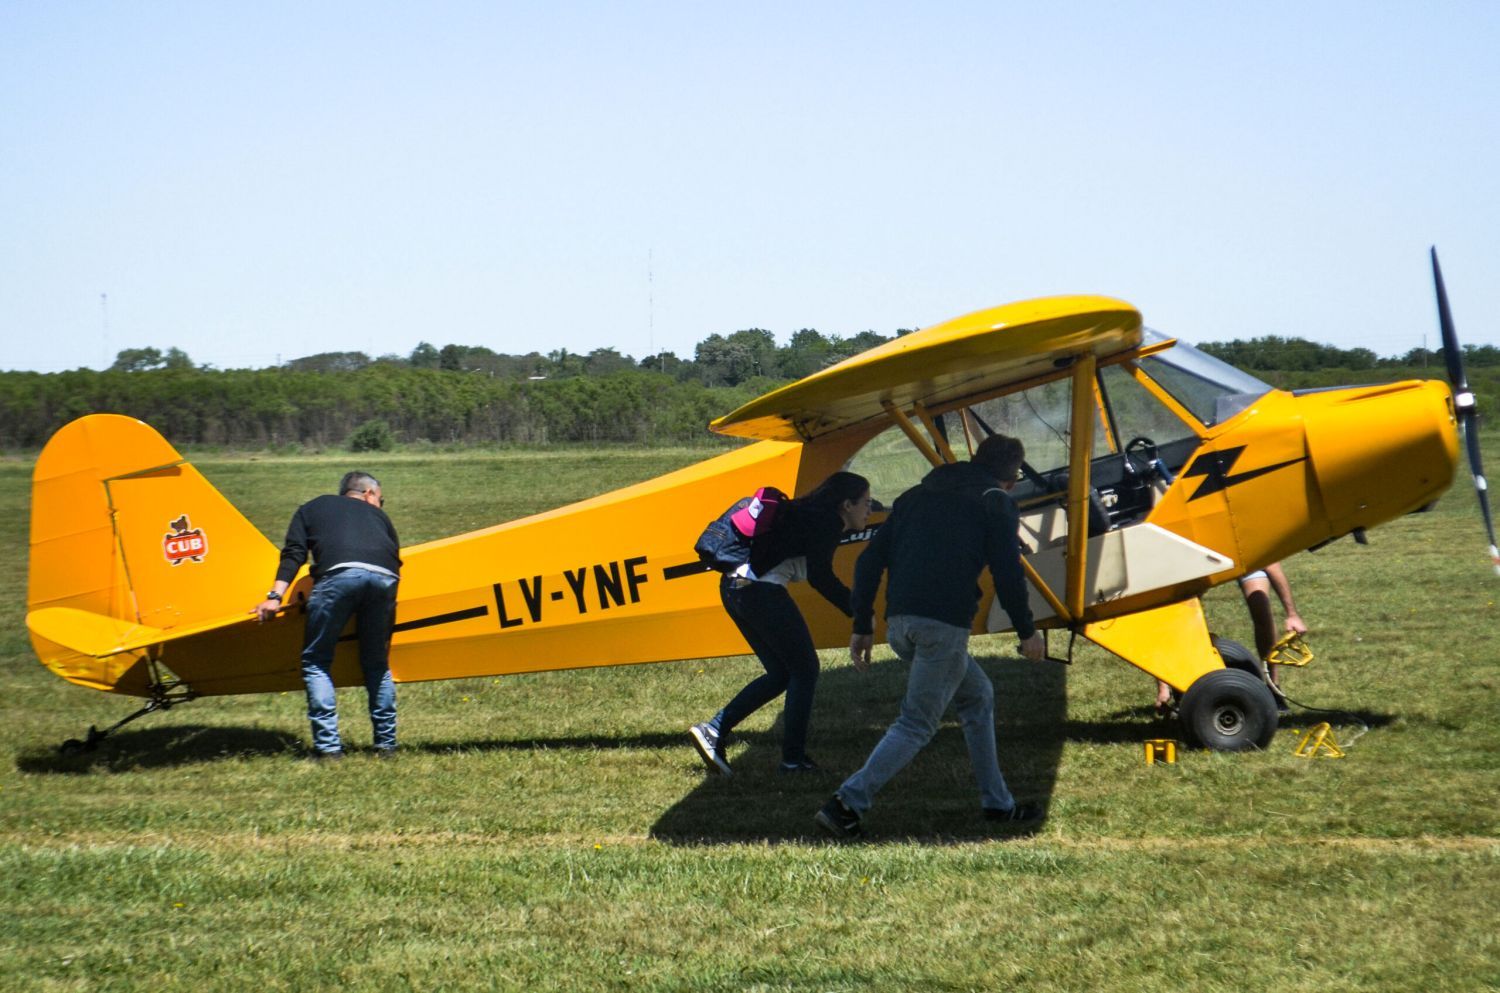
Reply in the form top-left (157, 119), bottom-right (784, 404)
top-left (1431, 247), bottom-right (1500, 575)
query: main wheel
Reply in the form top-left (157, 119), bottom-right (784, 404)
top-left (1210, 635), bottom-right (1264, 679)
top-left (1179, 669), bottom-right (1279, 751)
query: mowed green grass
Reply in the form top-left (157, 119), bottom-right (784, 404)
top-left (2, 445), bottom-right (1498, 993)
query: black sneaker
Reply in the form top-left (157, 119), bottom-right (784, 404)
top-left (309, 750), bottom-right (344, 763)
top-left (374, 747), bottom-right (398, 760)
top-left (982, 801), bottom-right (1043, 824)
top-left (689, 722), bottom-right (732, 776)
top-left (778, 757), bottom-right (821, 774)
top-left (814, 795), bottom-right (862, 838)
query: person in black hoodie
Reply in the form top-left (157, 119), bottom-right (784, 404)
top-left (253, 471), bottom-right (402, 760)
top-left (815, 435), bottom-right (1044, 838)
top-left (689, 471), bottom-right (872, 776)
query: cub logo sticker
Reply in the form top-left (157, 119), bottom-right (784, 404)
top-left (163, 514), bottom-right (208, 565)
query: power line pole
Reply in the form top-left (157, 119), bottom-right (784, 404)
top-left (100, 292), bottom-right (109, 369)
top-left (649, 248), bottom-right (659, 371)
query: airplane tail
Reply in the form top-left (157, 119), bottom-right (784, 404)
top-left (27, 415), bottom-right (280, 696)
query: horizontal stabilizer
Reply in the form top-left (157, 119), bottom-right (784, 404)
top-left (27, 606), bottom-right (258, 660)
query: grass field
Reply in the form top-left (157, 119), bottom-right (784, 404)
top-left (2, 446), bottom-right (1498, 992)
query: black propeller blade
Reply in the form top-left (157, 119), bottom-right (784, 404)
top-left (1431, 247), bottom-right (1500, 575)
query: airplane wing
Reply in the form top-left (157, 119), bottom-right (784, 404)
top-left (710, 295), bottom-right (1141, 442)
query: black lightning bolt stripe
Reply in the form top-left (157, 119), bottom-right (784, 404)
top-left (337, 605), bottom-right (490, 642)
top-left (663, 561), bottom-right (712, 580)
top-left (1182, 446), bottom-right (1308, 501)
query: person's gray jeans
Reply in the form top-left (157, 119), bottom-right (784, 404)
top-left (838, 614), bottom-right (1016, 815)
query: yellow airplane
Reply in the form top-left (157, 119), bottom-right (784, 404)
top-left (26, 251), bottom-right (1490, 753)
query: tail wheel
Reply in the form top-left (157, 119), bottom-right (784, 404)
top-left (1179, 669), bottom-right (1279, 751)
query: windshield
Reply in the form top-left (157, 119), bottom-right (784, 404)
top-left (1137, 329), bottom-right (1273, 427)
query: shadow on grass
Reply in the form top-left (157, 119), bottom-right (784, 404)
top-left (16, 724), bottom-right (301, 774)
top-left (650, 652), bottom-right (1070, 845)
top-left (1273, 710), bottom-right (1397, 732)
top-left (407, 731), bottom-right (692, 754)
top-left (1099, 704), bottom-right (1398, 741)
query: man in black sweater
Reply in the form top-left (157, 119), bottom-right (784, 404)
top-left (816, 435), bottom-right (1044, 837)
top-left (254, 471), bottom-right (402, 759)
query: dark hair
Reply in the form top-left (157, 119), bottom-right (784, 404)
top-left (339, 470), bottom-right (380, 496)
top-left (972, 435), bottom-right (1025, 483)
top-left (800, 470), bottom-right (870, 509)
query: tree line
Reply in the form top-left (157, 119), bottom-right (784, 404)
top-left (3, 329), bottom-right (1490, 451)
top-left (0, 365), bottom-right (784, 449)
top-left (270, 326), bottom-right (903, 387)
top-left (1195, 335), bottom-right (1500, 372)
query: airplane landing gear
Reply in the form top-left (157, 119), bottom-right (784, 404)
top-left (1179, 668), bottom-right (1278, 751)
top-left (59, 681), bottom-right (197, 755)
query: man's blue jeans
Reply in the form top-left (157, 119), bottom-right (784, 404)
top-left (838, 614), bottom-right (1016, 815)
top-left (300, 567), bottom-right (399, 754)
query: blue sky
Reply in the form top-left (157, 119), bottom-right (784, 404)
top-left (3, 2), bottom-right (1497, 372)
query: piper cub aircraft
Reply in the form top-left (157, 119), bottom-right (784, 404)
top-left (27, 252), bottom-right (1489, 753)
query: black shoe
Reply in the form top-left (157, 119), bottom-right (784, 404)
top-left (309, 750), bottom-right (344, 762)
top-left (374, 748), bottom-right (398, 760)
top-left (814, 795), bottom-right (862, 838)
top-left (778, 757), bottom-right (820, 774)
top-left (982, 801), bottom-right (1043, 824)
top-left (689, 723), bottom-right (731, 776)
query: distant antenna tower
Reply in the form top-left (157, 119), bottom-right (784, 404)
top-left (648, 248), bottom-right (658, 370)
top-left (100, 292), bottom-right (109, 368)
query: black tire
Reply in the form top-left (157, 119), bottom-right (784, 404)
top-left (1179, 668), bottom-right (1279, 751)
top-left (1210, 635), bottom-right (1264, 679)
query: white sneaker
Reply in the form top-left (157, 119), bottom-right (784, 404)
top-left (689, 723), bottom-right (731, 776)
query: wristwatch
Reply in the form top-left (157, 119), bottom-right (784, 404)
top-left (265, 590), bottom-right (282, 601)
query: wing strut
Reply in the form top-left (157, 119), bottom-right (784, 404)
top-left (911, 401), bottom-right (957, 462)
top-left (1065, 353), bottom-right (1098, 617)
top-left (881, 400), bottom-right (945, 467)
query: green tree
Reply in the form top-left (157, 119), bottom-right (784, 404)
top-left (779, 328), bottom-right (835, 379)
top-left (285, 351), bottom-right (371, 373)
top-left (543, 349), bottom-right (587, 378)
top-left (409, 342), bottom-right (440, 368)
top-left (584, 347), bottom-right (634, 376)
top-left (109, 347), bottom-right (166, 372)
top-left (348, 418), bottom-right (395, 452)
top-left (830, 330), bottom-right (890, 363)
top-left (695, 329), bottom-right (778, 386)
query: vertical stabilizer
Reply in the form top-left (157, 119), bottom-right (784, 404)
top-left (27, 415), bottom-right (279, 694)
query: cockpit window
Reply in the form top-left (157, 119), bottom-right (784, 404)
top-left (844, 422), bottom-right (934, 502)
top-left (962, 378), bottom-right (1112, 476)
top-left (1098, 364), bottom-right (1198, 449)
top-left (1137, 329), bottom-right (1273, 427)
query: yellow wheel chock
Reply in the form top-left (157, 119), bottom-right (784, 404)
top-left (1143, 739), bottom-right (1177, 764)
top-left (1292, 722), bottom-right (1345, 759)
top-left (1267, 632), bottom-right (1314, 668)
